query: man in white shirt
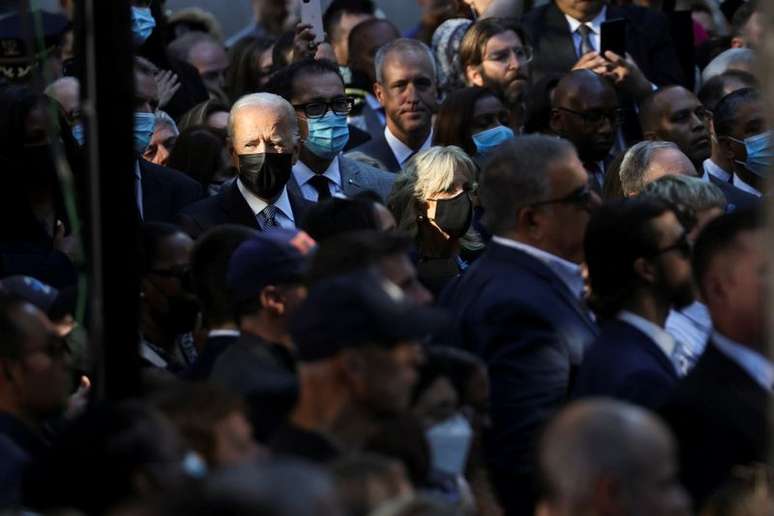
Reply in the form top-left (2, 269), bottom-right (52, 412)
top-left (177, 93), bottom-right (313, 239)
top-left (574, 198), bottom-right (695, 409)
top-left (352, 38), bottom-right (438, 172)
top-left (662, 209), bottom-right (770, 507)
top-left (265, 58), bottom-right (395, 202)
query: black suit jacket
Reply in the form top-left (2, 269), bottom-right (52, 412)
top-left (708, 175), bottom-right (760, 212)
top-left (661, 343), bottom-right (769, 507)
top-left (439, 241), bottom-right (598, 514)
top-left (175, 179), bottom-right (313, 239)
top-left (573, 319), bottom-right (679, 410)
top-left (350, 130), bottom-right (402, 173)
top-left (139, 159), bottom-right (203, 224)
top-left (522, 2), bottom-right (685, 87)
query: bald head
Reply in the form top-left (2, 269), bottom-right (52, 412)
top-left (539, 399), bottom-right (688, 515)
top-left (552, 70), bottom-right (615, 109)
top-left (44, 77), bottom-right (80, 118)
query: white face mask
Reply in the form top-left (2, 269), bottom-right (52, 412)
top-left (425, 413), bottom-right (474, 477)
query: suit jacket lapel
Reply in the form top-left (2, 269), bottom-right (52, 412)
top-left (542, 2), bottom-right (581, 73)
top-left (139, 161), bottom-right (166, 221)
top-left (340, 157), bottom-right (363, 197)
top-left (222, 180), bottom-right (260, 229)
top-left (616, 320), bottom-right (679, 379)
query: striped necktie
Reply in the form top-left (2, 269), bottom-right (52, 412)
top-left (258, 204), bottom-right (279, 231)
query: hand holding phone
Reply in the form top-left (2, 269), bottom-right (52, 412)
top-left (300, 0), bottom-right (325, 44)
top-left (601, 18), bottom-right (627, 58)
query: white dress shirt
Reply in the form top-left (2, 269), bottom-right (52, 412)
top-left (618, 310), bottom-right (676, 360)
top-left (703, 158), bottom-right (732, 183)
top-left (207, 329), bottom-right (240, 338)
top-left (292, 155), bottom-right (345, 202)
top-left (491, 236), bottom-right (585, 300)
top-left (713, 331), bottom-right (774, 391)
top-left (236, 179), bottom-right (295, 229)
top-left (666, 301), bottom-right (712, 370)
top-left (564, 6), bottom-right (607, 57)
top-left (384, 126), bottom-right (433, 167)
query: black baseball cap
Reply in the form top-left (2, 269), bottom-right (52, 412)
top-left (227, 229), bottom-right (316, 304)
top-left (0, 275), bottom-right (75, 319)
top-left (290, 269), bottom-right (449, 362)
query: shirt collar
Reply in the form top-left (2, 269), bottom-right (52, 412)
top-left (236, 179), bottom-right (295, 223)
top-left (293, 155), bottom-right (342, 188)
top-left (384, 126), bottom-right (433, 166)
top-left (208, 329), bottom-right (241, 338)
top-left (491, 236), bottom-right (585, 299)
top-left (733, 174), bottom-right (762, 197)
top-left (703, 158), bottom-right (732, 183)
top-left (713, 331), bottom-right (774, 391)
top-left (618, 311), bottom-right (676, 358)
top-left (565, 5), bottom-right (607, 35)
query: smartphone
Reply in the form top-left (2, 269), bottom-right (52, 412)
top-left (600, 18), bottom-right (627, 57)
top-left (300, 0), bottom-right (325, 44)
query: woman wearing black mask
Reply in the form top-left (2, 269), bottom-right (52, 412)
top-left (387, 146), bottom-right (483, 295)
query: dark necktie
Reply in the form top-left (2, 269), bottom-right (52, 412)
top-left (257, 204), bottom-right (279, 231)
top-left (308, 174), bottom-right (332, 201)
top-left (577, 24), bottom-right (595, 57)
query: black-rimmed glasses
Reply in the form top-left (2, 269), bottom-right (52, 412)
top-left (293, 97), bottom-right (354, 119)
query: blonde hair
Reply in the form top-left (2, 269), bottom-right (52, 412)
top-left (405, 145), bottom-right (477, 201)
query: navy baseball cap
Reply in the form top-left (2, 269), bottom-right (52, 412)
top-left (290, 269), bottom-right (450, 362)
top-left (227, 229), bottom-right (316, 304)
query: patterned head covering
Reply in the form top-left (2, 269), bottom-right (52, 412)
top-left (432, 18), bottom-right (473, 98)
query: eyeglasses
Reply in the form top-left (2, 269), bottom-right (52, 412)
top-left (556, 107), bottom-right (625, 126)
top-left (648, 233), bottom-right (692, 259)
top-left (532, 184), bottom-right (594, 209)
top-left (484, 45), bottom-right (534, 65)
top-left (293, 96), bottom-right (354, 119)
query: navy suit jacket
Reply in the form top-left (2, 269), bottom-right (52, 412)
top-left (139, 159), bottom-right (203, 224)
top-left (708, 175), bottom-right (760, 211)
top-left (573, 319), bottom-right (679, 410)
top-left (440, 242), bottom-right (598, 477)
top-left (350, 130), bottom-right (402, 173)
top-left (175, 179), bottom-right (313, 239)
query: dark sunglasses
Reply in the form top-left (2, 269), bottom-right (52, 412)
top-left (532, 184), bottom-right (594, 208)
top-left (648, 233), bottom-right (692, 259)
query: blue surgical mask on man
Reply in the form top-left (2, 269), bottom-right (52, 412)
top-left (732, 131), bottom-right (774, 177)
top-left (304, 112), bottom-right (350, 160)
top-left (134, 112), bottom-right (156, 155)
top-left (72, 122), bottom-right (85, 146)
top-left (472, 125), bottom-right (514, 156)
top-left (131, 6), bottom-right (156, 46)
top-left (425, 413), bottom-right (473, 477)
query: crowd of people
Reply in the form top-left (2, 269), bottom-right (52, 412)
top-left (0, 0), bottom-right (771, 514)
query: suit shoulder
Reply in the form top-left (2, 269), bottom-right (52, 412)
top-left (342, 157), bottom-right (395, 181)
top-left (178, 190), bottom-right (222, 217)
top-left (141, 160), bottom-right (200, 188)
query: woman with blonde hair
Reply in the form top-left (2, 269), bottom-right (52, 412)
top-left (387, 146), bottom-right (483, 294)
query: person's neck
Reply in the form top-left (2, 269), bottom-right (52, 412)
top-left (388, 122), bottom-right (430, 152)
top-left (141, 309), bottom-right (176, 351)
top-left (710, 145), bottom-right (733, 173)
top-left (300, 147), bottom-right (335, 175)
top-left (291, 370), bottom-right (349, 434)
top-left (328, 403), bottom-right (382, 452)
top-left (622, 291), bottom-right (670, 328)
top-left (566, 7), bottom-right (603, 23)
top-left (240, 314), bottom-right (293, 351)
top-left (713, 318), bottom-right (764, 354)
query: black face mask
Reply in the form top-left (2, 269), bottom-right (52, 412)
top-left (432, 191), bottom-right (473, 239)
top-left (238, 153), bottom-right (293, 200)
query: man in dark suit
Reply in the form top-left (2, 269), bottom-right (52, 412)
top-left (176, 93), bottom-right (313, 239)
top-left (662, 209), bottom-right (770, 508)
top-left (265, 58), bottom-right (395, 202)
top-left (440, 135), bottom-right (600, 516)
top-left (138, 159), bottom-right (203, 223)
top-left (351, 39), bottom-right (438, 173)
top-left (550, 70), bottom-right (619, 190)
top-left (522, 0), bottom-right (684, 89)
top-left (184, 225), bottom-right (257, 381)
top-left (639, 85), bottom-right (759, 210)
top-left (574, 198), bottom-right (695, 410)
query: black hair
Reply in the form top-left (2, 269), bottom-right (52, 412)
top-left (191, 225), bottom-right (257, 328)
top-left (692, 208), bottom-right (762, 296)
top-left (140, 222), bottom-right (184, 274)
top-left (271, 31), bottom-right (297, 73)
top-left (412, 346), bottom-right (484, 406)
top-left (731, 0), bottom-right (758, 37)
top-left (433, 86), bottom-right (500, 156)
top-left (584, 198), bottom-right (673, 320)
top-left (524, 73), bottom-right (564, 135)
top-left (698, 70), bottom-right (758, 112)
top-left (307, 230), bottom-right (413, 285)
top-left (166, 125), bottom-right (228, 186)
top-left (225, 35), bottom-right (277, 102)
top-left (301, 197), bottom-right (381, 241)
top-left (0, 293), bottom-right (28, 360)
top-left (713, 87), bottom-right (759, 137)
top-left (323, 0), bottom-right (376, 42)
top-left (264, 58), bottom-right (343, 104)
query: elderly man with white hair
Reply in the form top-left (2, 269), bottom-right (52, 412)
top-left (177, 92), bottom-right (313, 238)
top-left (619, 141), bottom-right (697, 197)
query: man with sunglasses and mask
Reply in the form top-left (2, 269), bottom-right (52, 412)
top-left (550, 70), bottom-right (621, 191)
top-left (177, 93), bottom-right (313, 239)
top-left (440, 135), bottom-right (600, 516)
top-left (574, 198), bottom-right (694, 410)
top-left (0, 295), bottom-right (72, 506)
top-left (265, 58), bottom-right (395, 203)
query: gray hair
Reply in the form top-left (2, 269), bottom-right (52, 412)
top-left (539, 399), bottom-right (674, 509)
top-left (701, 48), bottom-right (756, 84)
top-left (619, 140), bottom-right (681, 196)
top-left (228, 92), bottom-right (299, 142)
top-left (154, 110), bottom-right (180, 136)
top-left (639, 175), bottom-right (726, 214)
top-left (479, 134), bottom-right (575, 235)
top-left (375, 38), bottom-right (438, 85)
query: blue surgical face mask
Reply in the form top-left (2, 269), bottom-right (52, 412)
top-left (733, 131), bottom-right (774, 177)
top-left (425, 413), bottom-right (473, 477)
top-left (72, 122), bottom-right (85, 146)
top-left (472, 125), bottom-right (514, 156)
top-left (304, 112), bottom-right (350, 159)
top-left (134, 112), bottom-right (156, 155)
top-left (131, 6), bottom-right (156, 46)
